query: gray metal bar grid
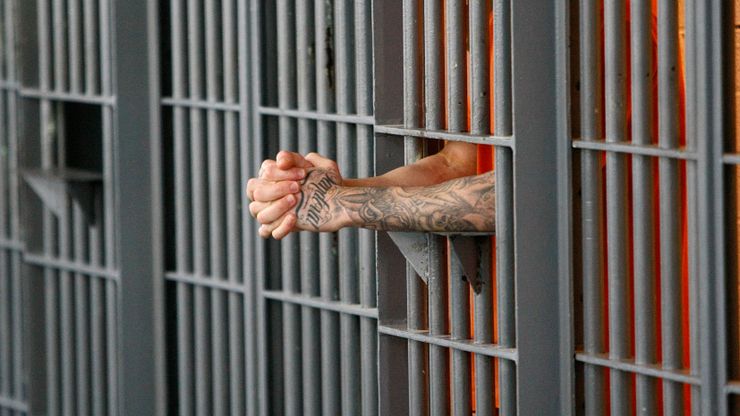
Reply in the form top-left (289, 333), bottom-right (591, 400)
top-left (18, 0), bottom-right (121, 414)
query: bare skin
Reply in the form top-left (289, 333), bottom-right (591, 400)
top-left (246, 142), bottom-right (494, 239)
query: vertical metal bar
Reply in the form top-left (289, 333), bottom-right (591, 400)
top-left (239, 0), bottom-right (258, 414)
top-left (277, 0), bottom-right (302, 413)
top-left (334, 2), bottom-right (361, 414)
top-left (492, 0), bottom-right (516, 413)
top-left (170, 0), bottom-right (194, 414)
top-left (186, 0), bottom-right (212, 413)
top-left (68, 0), bottom-right (82, 93)
top-left (657, 0), bottom-right (684, 413)
top-left (424, 0), bottom-right (449, 414)
top-left (222, 0), bottom-right (245, 414)
top-left (98, 0), bottom-right (119, 409)
top-left (511, 0), bottom-right (561, 413)
top-left (249, 0), bottom-right (269, 413)
top-left (38, 0), bottom-right (59, 412)
top-left (315, 0), bottom-right (341, 413)
top-left (354, 1), bottom-right (377, 414)
top-left (3, 1), bottom-right (20, 410)
top-left (83, 0), bottom-right (99, 94)
top-left (295, 0), bottom-right (320, 414)
top-left (73, 208), bottom-right (90, 416)
top-left (52, 0), bottom-right (67, 91)
top-left (694, 0), bottom-right (726, 414)
top-left (446, 1), bottom-right (469, 415)
top-left (630, 1), bottom-right (657, 414)
top-left (205, 0), bottom-right (228, 413)
top-left (448, 243), bottom-right (471, 416)
top-left (116, 0), bottom-right (167, 411)
top-left (604, 0), bottom-right (631, 413)
top-left (579, 0), bottom-right (605, 413)
top-left (683, 0), bottom-right (701, 413)
top-left (89, 197), bottom-right (105, 415)
top-left (402, 1), bottom-right (426, 415)
top-left (470, 0), bottom-right (494, 414)
top-left (56, 109), bottom-right (77, 416)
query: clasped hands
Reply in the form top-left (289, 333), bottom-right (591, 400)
top-left (246, 151), bottom-right (349, 239)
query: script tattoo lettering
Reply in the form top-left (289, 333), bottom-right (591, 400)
top-left (295, 169), bottom-right (341, 230)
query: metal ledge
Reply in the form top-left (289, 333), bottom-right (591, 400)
top-left (22, 168), bottom-right (103, 222)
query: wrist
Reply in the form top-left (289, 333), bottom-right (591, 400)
top-left (334, 186), bottom-right (358, 229)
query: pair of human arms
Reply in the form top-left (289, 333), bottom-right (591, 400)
top-left (246, 141), bottom-right (496, 239)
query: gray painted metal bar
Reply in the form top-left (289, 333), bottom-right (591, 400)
top-left (334, 2), bottom-right (361, 415)
top-left (295, 0), bottom-right (320, 414)
top-left (683, 0), bottom-right (701, 413)
top-left (470, 0), bottom-right (494, 414)
top-left (604, 0), bottom-right (631, 413)
top-left (511, 0), bottom-right (561, 413)
top-left (276, 0), bottom-right (302, 413)
top-left (630, 1), bottom-right (657, 414)
top-left (493, 0), bottom-right (516, 413)
top-left (314, 0), bottom-right (341, 414)
top-left (170, 0), bottom-right (194, 412)
top-left (446, 1), bottom-right (471, 414)
top-left (572, 140), bottom-right (695, 160)
top-left (374, 125), bottom-right (514, 147)
top-left (220, 0), bottom-right (245, 414)
top-left (204, 0), bottom-right (228, 413)
top-left (402, 3), bottom-right (425, 407)
top-left (658, 0), bottom-right (684, 413)
top-left (186, 0), bottom-right (212, 413)
top-left (575, 353), bottom-right (700, 385)
top-left (399, 5), bottom-right (427, 399)
top-left (579, 7), bottom-right (607, 409)
top-left (423, 1), bottom-right (449, 414)
top-left (116, 0), bottom-right (166, 412)
top-left (354, 1), bottom-right (378, 414)
top-left (694, 0), bottom-right (727, 414)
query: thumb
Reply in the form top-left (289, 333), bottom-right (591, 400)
top-left (305, 152), bottom-right (340, 173)
top-left (276, 151), bottom-right (314, 170)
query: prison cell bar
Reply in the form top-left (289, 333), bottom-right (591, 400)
top-left (69, 0), bottom-right (82, 92)
top-left (221, 1), bottom-right (247, 414)
top-left (683, 0), bottom-right (701, 413)
top-left (187, 0), bottom-right (216, 413)
top-left (0, 2), bottom-right (10, 412)
top-left (295, 0), bottom-right (321, 414)
top-left (658, 0), bottom-right (685, 412)
top-left (469, 0), bottom-right (495, 414)
top-left (52, 0), bottom-right (79, 409)
top-left (276, 0), bottom-right (303, 413)
top-left (102, 0), bottom-right (118, 407)
top-left (423, 0), bottom-right (451, 414)
top-left (170, 0), bottom-right (195, 414)
top-left (83, 0), bottom-right (107, 412)
top-left (492, 0), bottom-right (516, 414)
top-left (314, 0), bottom-right (342, 413)
top-left (334, 2), bottom-right (362, 414)
top-left (445, 0), bottom-right (472, 414)
top-left (605, 0), bottom-right (632, 414)
top-left (71, 0), bottom-right (90, 412)
top-left (402, 1), bottom-right (428, 414)
top-left (629, 1), bottom-right (658, 414)
top-left (205, 0), bottom-right (230, 412)
top-left (355, 1), bottom-right (379, 414)
top-left (3, 2), bottom-right (23, 411)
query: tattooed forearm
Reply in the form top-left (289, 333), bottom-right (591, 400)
top-left (293, 168), bottom-right (495, 233)
top-left (338, 170), bottom-right (496, 232)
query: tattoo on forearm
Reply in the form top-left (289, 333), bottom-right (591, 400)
top-left (338, 170), bottom-right (495, 232)
top-left (298, 170), bottom-right (338, 228)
